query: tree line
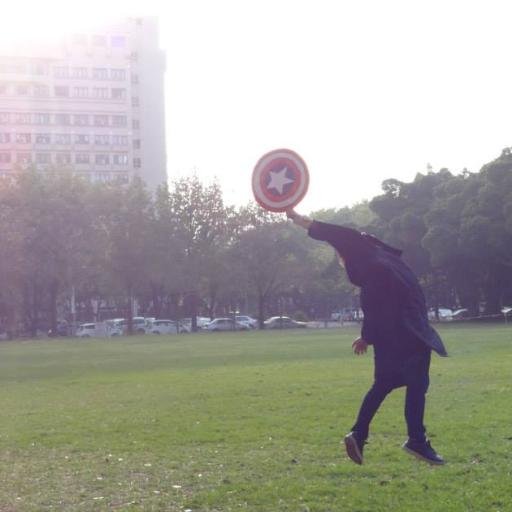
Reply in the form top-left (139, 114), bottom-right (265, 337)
top-left (1, 148), bottom-right (512, 338)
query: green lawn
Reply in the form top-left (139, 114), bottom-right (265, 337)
top-left (0, 325), bottom-right (511, 511)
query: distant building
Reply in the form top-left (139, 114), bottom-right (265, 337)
top-left (0, 17), bottom-right (167, 188)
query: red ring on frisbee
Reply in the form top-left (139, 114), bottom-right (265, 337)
top-left (252, 149), bottom-right (309, 212)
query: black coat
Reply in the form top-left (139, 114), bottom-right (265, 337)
top-left (308, 221), bottom-right (447, 358)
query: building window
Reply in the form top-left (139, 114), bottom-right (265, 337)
top-left (110, 68), bottom-right (126, 81)
top-left (0, 133), bottom-right (10, 143)
top-left (112, 115), bottom-right (127, 127)
top-left (73, 87), bottom-right (89, 98)
top-left (71, 67), bottom-right (88, 79)
top-left (96, 172), bottom-right (111, 182)
top-left (54, 66), bottom-right (69, 78)
top-left (34, 113), bottom-right (50, 125)
top-left (14, 113), bottom-right (31, 124)
top-left (133, 157), bottom-right (141, 168)
top-left (94, 115), bottom-right (108, 127)
top-left (34, 85), bottom-right (50, 97)
top-left (16, 84), bottom-right (30, 96)
top-left (75, 153), bottom-right (90, 164)
top-left (111, 36), bottom-right (126, 48)
top-left (74, 114), bottom-right (89, 126)
top-left (36, 153), bottom-right (51, 164)
top-left (131, 96), bottom-right (139, 107)
top-left (113, 153), bottom-right (128, 165)
top-left (92, 68), bottom-right (108, 80)
top-left (93, 35), bottom-right (107, 46)
top-left (95, 154), bottom-right (110, 165)
top-left (92, 87), bottom-right (108, 99)
top-left (94, 134), bottom-right (109, 145)
top-left (55, 114), bottom-right (71, 125)
top-left (0, 113), bottom-right (10, 124)
top-left (3, 63), bottom-right (26, 74)
top-left (111, 88), bottom-right (126, 100)
top-left (56, 153), bottom-right (72, 165)
top-left (31, 62), bottom-right (47, 75)
top-left (55, 86), bottom-right (69, 97)
top-left (131, 73), bottom-right (139, 84)
top-left (132, 119), bottom-right (140, 130)
top-left (72, 34), bottom-right (87, 45)
top-left (75, 134), bottom-right (90, 144)
top-left (16, 133), bottom-right (31, 144)
top-left (35, 133), bottom-right (51, 144)
top-left (0, 84), bottom-right (8, 95)
top-left (133, 139), bottom-right (140, 150)
top-left (16, 153), bottom-right (32, 164)
top-left (112, 135), bottom-right (128, 146)
top-left (0, 152), bottom-right (11, 163)
top-left (55, 134), bottom-right (71, 145)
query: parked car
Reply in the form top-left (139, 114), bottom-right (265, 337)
top-left (48, 320), bottom-right (70, 337)
top-left (179, 317), bottom-right (210, 331)
top-left (144, 317), bottom-right (156, 330)
top-left (264, 316), bottom-right (307, 329)
top-left (502, 306), bottom-right (512, 318)
top-left (76, 323), bottom-right (97, 338)
top-left (128, 316), bottom-right (147, 334)
top-left (107, 317), bottom-right (147, 335)
top-left (105, 318), bottom-right (125, 336)
top-left (197, 317), bottom-right (212, 329)
top-left (149, 319), bottom-right (180, 335)
top-left (428, 308), bottom-right (453, 321)
top-left (149, 319), bottom-right (191, 335)
top-left (206, 318), bottom-right (250, 332)
top-left (235, 315), bottom-right (258, 329)
top-left (451, 308), bottom-right (469, 320)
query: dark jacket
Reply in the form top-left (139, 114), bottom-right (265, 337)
top-left (308, 220), bottom-right (447, 358)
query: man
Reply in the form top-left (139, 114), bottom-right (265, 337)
top-left (287, 209), bottom-right (447, 465)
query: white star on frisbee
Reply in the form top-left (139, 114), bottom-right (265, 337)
top-left (267, 167), bottom-right (295, 195)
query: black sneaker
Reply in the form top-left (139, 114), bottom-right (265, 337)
top-left (402, 439), bottom-right (445, 465)
top-left (344, 431), bottom-right (365, 465)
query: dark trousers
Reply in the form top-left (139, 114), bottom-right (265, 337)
top-left (351, 349), bottom-right (431, 442)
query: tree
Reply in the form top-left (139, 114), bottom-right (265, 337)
top-left (99, 178), bottom-right (155, 334)
top-left (167, 176), bottom-right (233, 328)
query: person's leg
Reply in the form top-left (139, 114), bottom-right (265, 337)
top-left (401, 350), bottom-right (444, 464)
top-left (403, 350), bottom-right (431, 442)
top-left (351, 379), bottom-right (395, 440)
top-left (345, 379), bottom-right (394, 464)
top-left (404, 381), bottom-right (428, 441)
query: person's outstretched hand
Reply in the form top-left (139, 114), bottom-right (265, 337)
top-left (286, 209), bottom-right (312, 229)
top-left (352, 337), bottom-right (369, 355)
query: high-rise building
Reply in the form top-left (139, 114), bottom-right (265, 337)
top-left (0, 17), bottom-right (167, 188)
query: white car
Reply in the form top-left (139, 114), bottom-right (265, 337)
top-left (235, 315), bottom-right (258, 328)
top-left (150, 320), bottom-right (185, 335)
top-left (76, 323), bottom-right (98, 338)
top-left (206, 318), bottom-right (250, 332)
top-left (119, 317), bottom-right (147, 334)
top-left (181, 317), bottom-right (211, 330)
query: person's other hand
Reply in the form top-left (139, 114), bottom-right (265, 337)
top-left (352, 337), bottom-right (368, 355)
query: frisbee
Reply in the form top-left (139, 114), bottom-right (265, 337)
top-left (252, 149), bottom-right (309, 212)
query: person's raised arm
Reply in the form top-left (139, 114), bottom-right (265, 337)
top-left (286, 209), bottom-right (312, 230)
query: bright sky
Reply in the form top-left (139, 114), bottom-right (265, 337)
top-left (3, 0), bottom-right (512, 212)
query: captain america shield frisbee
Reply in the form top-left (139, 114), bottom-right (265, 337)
top-left (252, 149), bottom-right (309, 212)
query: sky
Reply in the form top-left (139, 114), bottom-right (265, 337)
top-left (3, 0), bottom-right (512, 212)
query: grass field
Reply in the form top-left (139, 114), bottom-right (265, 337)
top-left (0, 325), bottom-right (511, 512)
